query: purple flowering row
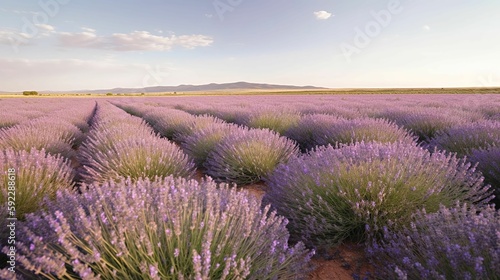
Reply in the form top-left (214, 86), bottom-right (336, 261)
top-left (284, 115), bottom-right (416, 151)
top-left (78, 102), bottom-right (194, 184)
top-left (0, 101), bottom-right (96, 159)
top-left (263, 141), bottom-right (493, 247)
top-left (1, 177), bottom-right (313, 279)
top-left (112, 102), bottom-right (300, 186)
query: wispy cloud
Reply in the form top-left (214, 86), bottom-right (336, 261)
top-left (81, 27), bottom-right (96, 33)
top-left (0, 29), bottom-right (24, 45)
top-left (0, 26), bottom-right (213, 52)
top-left (36, 24), bottom-right (56, 35)
top-left (58, 29), bottom-right (213, 51)
top-left (423, 25), bottom-right (431, 31)
top-left (0, 8), bottom-right (40, 15)
top-left (0, 24), bottom-right (55, 46)
top-left (314, 11), bottom-right (332, 20)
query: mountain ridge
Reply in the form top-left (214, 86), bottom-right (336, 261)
top-left (58, 82), bottom-right (327, 94)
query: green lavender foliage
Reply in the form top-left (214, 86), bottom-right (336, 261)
top-left (240, 109), bottom-right (301, 135)
top-left (181, 122), bottom-right (240, 167)
top-left (205, 128), bottom-right (299, 185)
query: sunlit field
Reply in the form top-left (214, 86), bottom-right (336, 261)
top-left (1, 93), bottom-right (499, 279)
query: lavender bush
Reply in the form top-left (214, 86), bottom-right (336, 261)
top-left (263, 142), bottom-right (492, 247)
top-left (173, 114), bottom-right (229, 144)
top-left (367, 203), bottom-right (500, 279)
top-left (205, 128), bottom-right (299, 185)
top-left (180, 123), bottom-right (239, 167)
top-left (470, 146), bottom-right (500, 206)
top-left (312, 117), bottom-right (416, 147)
top-left (0, 113), bottom-right (28, 129)
top-left (0, 149), bottom-right (74, 220)
top-left (429, 120), bottom-right (500, 157)
top-left (378, 108), bottom-right (465, 143)
top-left (3, 177), bottom-right (313, 280)
top-left (32, 117), bottom-right (86, 145)
top-left (80, 135), bottom-right (194, 184)
top-left (283, 113), bottom-right (343, 151)
top-left (142, 109), bottom-right (196, 140)
top-left (240, 110), bottom-right (301, 134)
top-left (0, 118), bottom-right (83, 158)
top-left (78, 103), bottom-right (195, 184)
top-left (79, 121), bottom-right (158, 156)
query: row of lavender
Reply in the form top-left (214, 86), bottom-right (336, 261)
top-left (113, 94), bottom-right (500, 279)
top-left (0, 99), bottom-right (97, 220)
top-left (1, 100), bottom-right (313, 279)
top-left (115, 103), bottom-right (299, 185)
top-left (0, 99), bottom-right (96, 278)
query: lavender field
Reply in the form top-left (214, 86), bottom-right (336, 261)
top-left (1, 94), bottom-right (500, 280)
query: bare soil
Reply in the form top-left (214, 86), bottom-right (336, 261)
top-left (309, 243), bottom-right (373, 280)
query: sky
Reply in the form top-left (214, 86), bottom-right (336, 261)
top-left (0, 0), bottom-right (499, 92)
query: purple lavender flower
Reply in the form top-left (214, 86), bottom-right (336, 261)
top-left (263, 141), bottom-right (492, 247)
top-left (283, 113), bottom-right (343, 151)
top-left (78, 103), bottom-right (195, 183)
top-left (142, 108), bottom-right (196, 140)
top-left (205, 127), bottom-right (299, 185)
top-left (311, 117), bottom-right (416, 148)
top-left (6, 177), bottom-right (313, 279)
top-left (0, 148), bottom-right (74, 221)
top-left (469, 146), bottom-right (500, 207)
top-left (378, 107), bottom-right (467, 143)
top-left (180, 122), bottom-right (240, 167)
top-left (368, 203), bottom-right (500, 279)
top-left (429, 120), bottom-right (500, 157)
top-left (237, 108), bottom-right (301, 134)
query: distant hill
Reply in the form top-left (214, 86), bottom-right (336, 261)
top-left (70, 82), bottom-right (327, 94)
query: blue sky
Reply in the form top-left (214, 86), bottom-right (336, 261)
top-left (0, 0), bottom-right (499, 91)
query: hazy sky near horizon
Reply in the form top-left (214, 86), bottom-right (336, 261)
top-left (0, 0), bottom-right (499, 91)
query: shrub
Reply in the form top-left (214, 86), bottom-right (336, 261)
top-left (0, 113), bottom-right (28, 129)
top-left (142, 109), bottom-right (196, 140)
top-left (241, 110), bottom-right (301, 135)
top-left (429, 120), bottom-right (500, 157)
top-left (367, 203), bottom-right (500, 280)
top-left (181, 123), bottom-right (239, 167)
top-left (79, 120), bottom-right (158, 158)
top-left (0, 149), bottom-right (74, 220)
top-left (263, 142), bottom-right (493, 247)
top-left (174, 114), bottom-right (229, 144)
top-left (3, 177), bottom-right (313, 280)
top-left (469, 146), bottom-right (500, 206)
top-left (0, 118), bottom-right (83, 158)
top-left (30, 117), bottom-right (85, 145)
top-left (22, 91), bottom-right (38, 96)
top-left (379, 108), bottom-right (465, 143)
top-left (80, 137), bottom-right (194, 184)
top-left (205, 128), bottom-right (299, 185)
top-left (312, 118), bottom-right (416, 148)
top-left (283, 113), bottom-right (343, 151)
